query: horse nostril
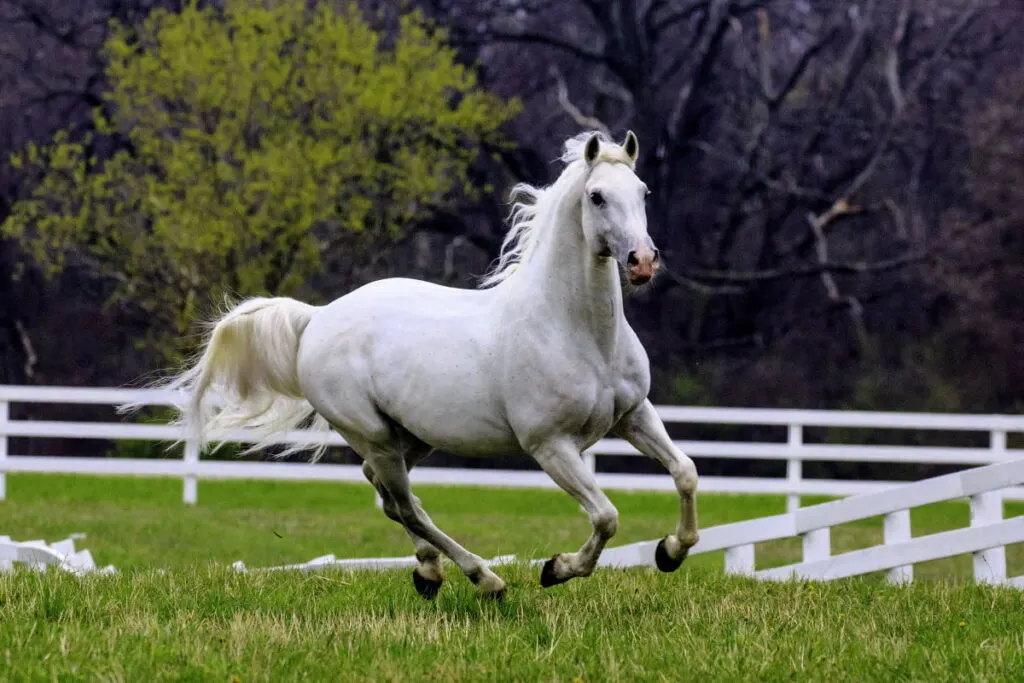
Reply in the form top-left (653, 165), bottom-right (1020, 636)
top-left (627, 251), bottom-right (639, 267)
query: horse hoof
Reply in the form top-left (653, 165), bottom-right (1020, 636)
top-left (412, 568), bottom-right (443, 600)
top-left (655, 537), bottom-right (686, 573)
top-left (482, 588), bottom-right (506, 602)
top-left (540, 556), bottom-right (570, 588)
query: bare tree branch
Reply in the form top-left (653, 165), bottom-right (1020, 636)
top-left (679, 251), bottom-right (927, 284)
top-left (651, 0), bottom-right (708, 34)
top-left (885, 0), bottom-right (911, 114)
top-left (550, 65), bottom-right (611, 135)
top-left (473, 29), bottom-right (608, 65)
top-left (14, 319), bottom-right (36, 379)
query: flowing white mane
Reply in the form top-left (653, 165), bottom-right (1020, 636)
top-left (479, 131), bottom-right (636, 288)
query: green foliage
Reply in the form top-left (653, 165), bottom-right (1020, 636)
top-left (2, 0), bottom-right (518, 357)
top-left (668, 370), bottom-right (714, 408)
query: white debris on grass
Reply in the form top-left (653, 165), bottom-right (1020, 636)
top-left (1, 534), bottom-right (521, 576)
top-left (231, 552), bottom-right (522, 573)
top-left (0, 534), bottom-right (117, 575)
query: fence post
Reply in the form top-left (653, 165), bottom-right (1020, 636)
top-left (183, 435), bottom-right (199, 505)
top-left (786, 424), bottom-right (803, 513)
top-left (0, 400), bottom-right (8, 501)
top-left (724, 544), bottom-right (755, 576)
top-left (883, 509), bottom-right (913, 584)
top-left (970, 429), bottom-right (1007, 584)
top-left (802, 527), bottom-right (830, 563)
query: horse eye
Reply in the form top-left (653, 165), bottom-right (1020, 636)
top-left (590, 191), bottom-right (604, 206)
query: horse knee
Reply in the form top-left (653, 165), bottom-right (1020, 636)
top-left (674, 454), bottom-right (698, 493)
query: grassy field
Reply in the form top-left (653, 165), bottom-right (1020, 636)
top-left (2, 474), bottom-right (1024, 681)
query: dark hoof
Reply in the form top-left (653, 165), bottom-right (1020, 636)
top-left (482, 588), bottom-right (506, 602)
top-left (655, 537), bottom-right (686, 573)
top-left (412, 568), bottom-right (443, 600)
top-left (540, 556), bottom-right (570, 588)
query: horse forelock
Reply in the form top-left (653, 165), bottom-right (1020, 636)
top-left (561, 130), bottom-right (636, 170)
top-left (479, 131), bottom-right (632, 288)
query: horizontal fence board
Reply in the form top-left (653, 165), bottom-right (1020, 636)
top-left (0, 421), bottom-right (348, 446)
top-left (793, 473), bottom-right (966, 533)
top-left (960, 459), bottom-right (1024, 498)
top-left (757, 516), bottom-right (1024, 582)
top-left (1, 385), bottom-right (1023, 432)
top-left (0, 386), bottom-right (185, 406)
top-left (5, 456), bottom-right (1024, 500)
top-left (685, 513), bottom-right (797, 553)
top-left (5, 422), bottom-right (1022, 467)
top-left (585, 440), bottom-right (1023, 464)
top-left (597, 540), bottom-right (658, 568)
top-left (794, 459), bottom-right (1024, 533)
top-left (654, 406), bottom-right (1024, 431)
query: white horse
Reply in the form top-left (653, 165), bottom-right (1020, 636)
top-left (151, 130), bottom-right (699, 599)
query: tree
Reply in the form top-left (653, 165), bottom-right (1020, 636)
top-left (2, 0), bottom-right (518, 356)
top-left (420, 0), bottom-right (1015, 408)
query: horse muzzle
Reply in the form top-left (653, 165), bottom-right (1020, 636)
top-left (625, 247), bottom-right (660, 285)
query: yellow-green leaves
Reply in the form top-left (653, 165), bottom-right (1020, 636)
top-left (2, 0), bottom-right (518, 357)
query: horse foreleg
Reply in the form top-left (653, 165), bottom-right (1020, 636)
top-left (532, 439), bottom-right (619, 587)
top-left (612, 399), bottom-right (699, 571)
top-left (361, 461), bottom-right (444, 599)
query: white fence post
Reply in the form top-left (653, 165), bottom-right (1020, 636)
top-left (183, 436), bottom-right (199, 505)
top-left (787, 424), bottom-right (803, 513)
top-left (883, 509), bottom-right (913, 584)
top-left (802, 527), bottom-right (830, 562)
top-left (971, 429), bottom-right (1007, 584)
top-left (724, 544), bottom-right (755, 575)
top-left (0, 400), bottom-right (8, 501)
top-left (970, 491), bottom-right (1005, 583)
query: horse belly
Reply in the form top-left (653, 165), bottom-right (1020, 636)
top-left (372, 350), bottom-right (524, 456)
top-left (298, 282), bottom-right (519, 455)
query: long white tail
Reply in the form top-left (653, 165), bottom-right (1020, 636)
top-left (135, 297), bottom-right (332, 460)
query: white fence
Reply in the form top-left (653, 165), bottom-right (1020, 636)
top-left (233, 457), bottom-right (1024, 589)
top-left (599, 457), bottom-right (1024, 589)
top-left (0, 385), bottom-right (1023, 509)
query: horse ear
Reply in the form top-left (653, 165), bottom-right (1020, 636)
top-left (584, 133), bottom-right (601, 166)
top-left (623, 130), bottom-right (639, 162)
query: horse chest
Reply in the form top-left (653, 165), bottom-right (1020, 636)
top-left (509, 350), bottom-right (647, 451)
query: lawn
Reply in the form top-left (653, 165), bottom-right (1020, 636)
top-left (1, 474), bottom-right (1023, 681)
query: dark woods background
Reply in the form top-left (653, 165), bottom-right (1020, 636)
top-left (1, 0), bottom-right (1022, 479)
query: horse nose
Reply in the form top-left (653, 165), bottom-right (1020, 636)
top-left (626, 248), bottom-right (658, 284)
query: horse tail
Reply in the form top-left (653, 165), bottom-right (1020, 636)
top-left (129, 297), bottom-right (332, 461)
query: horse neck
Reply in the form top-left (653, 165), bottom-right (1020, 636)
top-left (511, 196), bottom-right (624, 351)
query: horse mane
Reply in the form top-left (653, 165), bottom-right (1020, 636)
top-left (478, 131), bottom-right (635, 289)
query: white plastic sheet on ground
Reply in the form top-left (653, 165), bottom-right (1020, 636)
top-left (230, 553), bottom-right (521, 573)
top-left (0, 534), bottom-right (117, 575)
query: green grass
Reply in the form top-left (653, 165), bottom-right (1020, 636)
top-left (2, 474), bottom-right (1024, 681)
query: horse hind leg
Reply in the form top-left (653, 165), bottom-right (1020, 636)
top-left (361, 460), bottom-right (444, 599)
top-left (353, 436), bottom-right (506, 599)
